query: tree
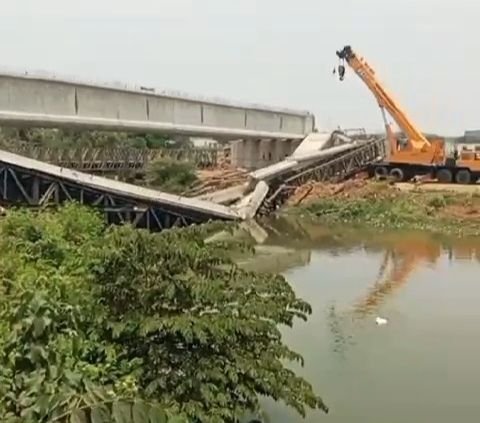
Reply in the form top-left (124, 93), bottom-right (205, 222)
top-left (0, 206), bottom-right (172, 422)
top-left (0, 127), bottom-right (175, 150)
top-left (145, 158), bottom-right (198, 194)
top-left (0, 205), bottom-right (327, 422)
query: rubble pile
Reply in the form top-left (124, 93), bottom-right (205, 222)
top-left (183, 167), bottom-right (250, 197)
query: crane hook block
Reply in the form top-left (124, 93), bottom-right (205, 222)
top-left (338, 64), bottom-right (346, 81)
top-left (336, 46), bottom-right (354, 61)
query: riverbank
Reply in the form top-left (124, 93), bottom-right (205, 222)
top-left (284, 179), bottom-right (480, 237)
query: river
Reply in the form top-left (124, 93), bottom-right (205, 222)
top-left (241, 216), bottom-right (480, 423)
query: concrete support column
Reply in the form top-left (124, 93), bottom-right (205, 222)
top-left (258, 139), bottom-right (275, 168)
top-left (230, 139), bottom-right (261, 170)
top-left (230, 140), bottom-right (245, 168)
top-left (244, 139), bottom-right (260, 170)
top-left (284, 140), bottom-right (293, 158)
top-left (273, 139), bottom-right (288, 162)
top-left (230, 137), bottom-right (303, 170)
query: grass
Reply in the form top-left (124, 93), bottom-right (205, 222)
top-left (287, 183), bottom-right (480, 237)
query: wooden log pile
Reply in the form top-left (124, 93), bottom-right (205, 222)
top-left (183, 167), bottom-right (250, 197)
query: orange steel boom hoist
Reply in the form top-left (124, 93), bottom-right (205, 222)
top-left (336, 45), bottom-right (480, 184)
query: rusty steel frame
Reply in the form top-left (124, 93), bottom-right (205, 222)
top-left (3, 144), bottom-right (221, 172)
top-left (260, 137), bottom-right (386, 213)
top-left (0, 162), bottom-right (226, 231)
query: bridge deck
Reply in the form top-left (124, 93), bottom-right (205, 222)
top-left (0, 149), bottom-right (239, 230)
top-left (0, 70), bottom-right (314, 140)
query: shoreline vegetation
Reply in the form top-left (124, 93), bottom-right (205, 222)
top-left (0, 205), bottom-right (327, 422)
top-left (284, 179), bottom-right (480, 238)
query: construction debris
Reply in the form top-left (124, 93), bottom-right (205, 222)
top-left (183, 167), bottom-right (250, 197)
top-left (286, 174), bottom-right (372, 206)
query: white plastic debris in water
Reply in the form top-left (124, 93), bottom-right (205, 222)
top-left (375, 316), bottom-right (388, 326)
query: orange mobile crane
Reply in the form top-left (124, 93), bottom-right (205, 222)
top-left (336, 45), bottom-right (480, 184)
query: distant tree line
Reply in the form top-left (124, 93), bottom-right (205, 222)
top-left (0, 127), bottom-right (193, 150)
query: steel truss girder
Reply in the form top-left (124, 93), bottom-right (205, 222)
top-left (0, 162), bottom-right (216, 232)
top-left (4, 144), bottom-right (220, 172)
top-left (260, 137), bottom-right (386, 213)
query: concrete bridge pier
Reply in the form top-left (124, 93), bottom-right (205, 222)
top-left (230, 138), bottom-right (302, 170)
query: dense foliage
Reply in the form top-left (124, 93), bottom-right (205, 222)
top-left (145, 158), bottom-right (198, 194)
top-left (0, 127), bottom-right (190, 149)
top-left (0, 205), bottom-right (326, 422)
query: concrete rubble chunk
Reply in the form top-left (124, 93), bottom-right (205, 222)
top-left (233, 181), bottom-right (270, 220)
top-left (291, 132), bottom-right (333, 158)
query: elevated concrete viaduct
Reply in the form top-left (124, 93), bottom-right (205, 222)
top-left (0, 70), bottom-right (316, 169)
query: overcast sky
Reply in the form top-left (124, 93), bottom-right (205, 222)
top-left (0, 0), bottom-right (478, 135)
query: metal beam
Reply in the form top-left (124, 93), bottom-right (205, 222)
top-left (3, 144), bottom-right (221, 171)
top-left (260, 137), bottom-right (386, 213)
top-left (0, 149), bottom-right (240, 230)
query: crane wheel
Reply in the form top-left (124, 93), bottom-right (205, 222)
top-left (374, 166), bottom-right (388, 180)
top-left (455, 169), bottom-right (472, 184)
top-left (437, 169), bottom-right (453, 183)
top-left (389, 168), bottom-right (405, 182)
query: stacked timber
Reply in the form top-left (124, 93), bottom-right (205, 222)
top-left (183, 167), bottom-right (249, 197)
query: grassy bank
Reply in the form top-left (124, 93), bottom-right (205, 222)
top-left (286, 180), bottom-right (480, 237)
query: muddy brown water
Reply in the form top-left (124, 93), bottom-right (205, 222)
top-left (243, 216), bottom-right (480, 423)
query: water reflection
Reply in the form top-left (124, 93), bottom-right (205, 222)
top-left (253, 215), bottom-right (480, 321)
top-left (326, 303), bottom-right (354, 358)
top-left (248, 216), bottom-right (480, 422)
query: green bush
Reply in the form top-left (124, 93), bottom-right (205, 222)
top-left (427, 195), bottom-right (447, 209)
top-left (146, 158), bottom-right (198, 194)
top-left (0, 204), bottom-right (326, 422)
top-left (0, 127), bottom-right (173, 150)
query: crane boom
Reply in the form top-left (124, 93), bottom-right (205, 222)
top-left (335, 45), bottom-right (480, 183)
top-left (336, 46), bottom-right (431, 151)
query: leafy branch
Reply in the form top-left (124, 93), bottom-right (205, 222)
top-left (0, 204), bottom-right (326, 422)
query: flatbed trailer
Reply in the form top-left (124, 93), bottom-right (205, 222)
top-left (369, 160), bottom-right (480, 184)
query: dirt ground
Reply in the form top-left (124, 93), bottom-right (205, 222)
top-left (396, 182), bottom-right (480, 194)
top-left (286, 176), bottom-right (480, 223)
top-left (189, 163), bottom-right (480, 224)
top-left (443, 203), bottom-right (480, 220)
top-left (288, 174), bottom-right (480, 205)
top-left (286, 173), bottom-right (378, 206)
